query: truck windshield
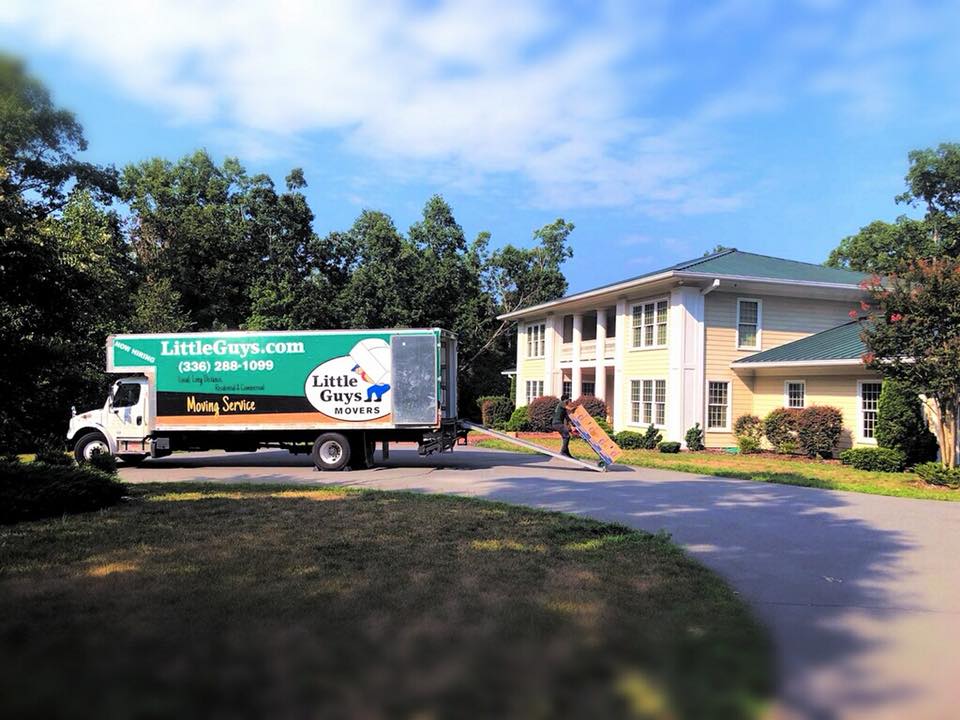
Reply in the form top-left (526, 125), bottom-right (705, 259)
top-left (113, 383), bottom-right (141, 408)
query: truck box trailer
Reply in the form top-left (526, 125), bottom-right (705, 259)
top-left (67, 328), bottom-right (459, 470)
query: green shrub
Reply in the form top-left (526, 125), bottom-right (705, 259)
top-left (478, 396), bottom-right (514, 428)
top-left (528, 396), bottom-right (560, 432)
top-left (89, 451), bottom-right (119, 475)
top-left (572, 395), bottom-right (607, 420)
top-left (796, 405), bottom-right (843, 458)
top-left (737, 436), bottom-right (761, 454)
top-left (684, 423), bottom-right (704, 451)
top-left (733, 415), bottom-right (763, 442)
top-left (839, 447), bottom-right (907, 473)
top-left (505, 406), bottom-right (530, 432)
top-left (639, 424), bottom-right (662, 450)
top-left (876, 380), bottom-right (939, 464)
top-left (33, 439), bottom-right (74, 467)
top-left (658, 441), bottom-right (681, 453)
top-left (0, 452), bottom-right (21, 465)
top-left (764, 408), bottom-right (802, 453)
top-left (0, 462), bottom-right (125, 524)
top-left (594, 418), bottom-right (614, 435)
top-left (914, 462), bottom-right (960, 488)
top-left (614, 431), bottom-right (645, 449)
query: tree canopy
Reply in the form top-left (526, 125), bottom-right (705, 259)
top-left (0, 57), bottom-right (574, 448)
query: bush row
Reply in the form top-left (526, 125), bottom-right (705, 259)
top-left (504, 396), bottom-right (609, 433)
top-left (0, 457), bottom-right (125, 525)
top-left (733, 406), bottom-right (843, 458)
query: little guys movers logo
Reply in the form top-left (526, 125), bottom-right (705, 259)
top-left (304, 339), bottom-right (392, 421)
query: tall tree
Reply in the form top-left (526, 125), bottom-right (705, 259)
top-left (0, 56), bottom-right (120, 449)
top-left (827, 143), bottom-right (960, 273)
top-left (861, 258), bottom-right (960, 467)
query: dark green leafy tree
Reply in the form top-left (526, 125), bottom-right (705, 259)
top-left (827, 144), bottom-right (960, 273)
top-left (0, 56), bottom-right (121, 449)
top-left (861, 258), bottom-right (960, 467)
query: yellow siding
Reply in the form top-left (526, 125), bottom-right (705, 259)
top-left (702, 292), bottom-right (856, 447)
top-left (751, 374), bottom-right (879, 449)
top-left (619, 348), bottom-right (669, 428)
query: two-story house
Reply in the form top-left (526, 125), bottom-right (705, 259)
top-left (499, 249), bottom-right (881, 449)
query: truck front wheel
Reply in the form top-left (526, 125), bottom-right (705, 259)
top-left (74, 431), bottom-right (110, 464)
top-left (312, 433), bottom-right (351, 471)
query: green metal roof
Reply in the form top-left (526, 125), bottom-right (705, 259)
top-left (732, 320), bottom-right (868, 365)
top-left (678, 249), bottom-right (869, 284)
top-left (555, 249), bottom-right (865, 303)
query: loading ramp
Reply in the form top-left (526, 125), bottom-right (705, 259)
top-left (460, 420), bottom-right (607, 473)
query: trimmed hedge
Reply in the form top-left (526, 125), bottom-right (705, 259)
top-left (1, 461), bottom-right (125, 524)
top-left (505, 406), bottom-right (530, 432)
top-left (796, 405), bottom-right (843, 458)
top-left (763, 408), bottom-right (802, 453)
top-left (614, 431), bottom-right (645, 450)
top-left (685, 423), bottom-right (704, 451)
top-left (914, 462), bottom-right (960, 488)
top-left (839, 447), bottom-right (906, 473)
top-left (658, 441), bottom-right (681, 453)
top-left (479, 395), bottom-right (514, 428)
top-left (528, 396), bottom-right (560, 432)
top-left (572, 395), bottom-right (607, 420)
top-left (737, 436), bottom-right (761, 455)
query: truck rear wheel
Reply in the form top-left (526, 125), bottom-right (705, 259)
top-left (74, 431), bottom-right (110, 464)
top-left (312, 433), bottom-right (351, 471)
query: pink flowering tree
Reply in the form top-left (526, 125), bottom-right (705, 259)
top-left (860, 258), bottom-right (960, 467)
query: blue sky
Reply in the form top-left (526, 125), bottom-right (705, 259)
top-left (2, 0), bottom-right (958, 294)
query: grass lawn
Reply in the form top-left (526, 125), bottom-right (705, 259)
top-left (475, 437), bottom-right (960, 502)
top-left (0, 483), bottom-right (772, 719)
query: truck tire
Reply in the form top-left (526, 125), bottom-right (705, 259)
top-left (312, 433), bottom-right (351, 471)
top-left (74, 431), bottom-right (110, 464)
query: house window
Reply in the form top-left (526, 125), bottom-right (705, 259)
top-left (631, 298), bottom-right (668, 349)
top-left (526, 323), bottom-right (545, 358)
top-left (630, 379), bottom-right (666, 426)
top-left (582, 381), bottom-right (595, 396)
top-left (561, 315), bottom-right (573, 344)
top-left (860, 381), bottom-right (882, 441)
top-left (737, 299), bottom-right (761, 349)
top-left (785, 381), bottom-right (805, 409)
top-left (525, 380), bottom-right (544, 404)
top-left (707, 381), bottom-right (730, 431)
top-left (562, 380), bottom-right (572, 398)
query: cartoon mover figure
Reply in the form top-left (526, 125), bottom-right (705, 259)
top-left (350, 339), bottom-right (391, 402)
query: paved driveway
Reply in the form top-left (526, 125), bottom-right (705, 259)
top-left (122, 446), bottom-right (960, 719)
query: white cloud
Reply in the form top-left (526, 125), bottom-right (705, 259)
top-left (0, 0), bottom-right (746, 213)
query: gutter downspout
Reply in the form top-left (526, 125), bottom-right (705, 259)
top-left (701, 278), bottom-right (720, 296)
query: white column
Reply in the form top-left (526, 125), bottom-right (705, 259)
top-left (544, 314), bottom-right (559, 396)
top-left (571, 313), bottom-right (583, 398)
top-left (613, 298), bottom-right (627, 432)
top-left (667, 287), bottom-right (705, 445)
top-left (595, 308), bottom-right (607, 403)
top-left (515, 322), bottom-right (526, 407)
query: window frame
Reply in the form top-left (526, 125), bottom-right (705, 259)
top-left (628, 377), bottom-right (667, 428)
top-left (736, 297), bottom-right (762, 351)
top-left (525, 380), bottom-right (544, 405)
top-left (857, 379), bottom-right (883, 445)
top-left (784, 380), bottom-right (806, 409)
top-left (705, 379), bottom-right (731, 433)
top-left (629, 296), bottom-right (669, 350)
top-left (526, 322), bottom-right (546, 358)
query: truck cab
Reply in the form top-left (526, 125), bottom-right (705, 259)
top-left (67, 376), bottom-right (151, 463)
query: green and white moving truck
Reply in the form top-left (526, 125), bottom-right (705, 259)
top-left (67, 329), bottom-right (459, 470)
